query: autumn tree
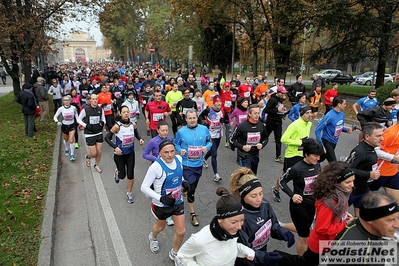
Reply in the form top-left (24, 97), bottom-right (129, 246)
top-left (311, 0), bottom-right (399, 88)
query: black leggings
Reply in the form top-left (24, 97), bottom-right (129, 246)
top-left (322, 138), bottom-right (337, 162)
top-left (266, 120), bottom-right (283, 158)
top-left (114, 151), bottom-right (135, 180)
top-left (187, 181), bottom-right (199, 203)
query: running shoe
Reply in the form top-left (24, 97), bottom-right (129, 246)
top-left (225, 141), bottom-right (229, 147)
top-left (352, 123), bottom-right (358, 131)
top-left (166, 216), bottom-right (174, 226)
top-left (203, 160), bottom-right (208, 168)
top-left (275, 157), bottom-right (284, 163)
top-left (94, 164), bottom-right (102, 173)
top-left (65, 149), bottom-right (69, 156)
top-left (75, 143), bottom-right (79, 149)
top-left (69, 155), bottom-right (75, 161)
top-left (169, 248), bottom-right (183, 266)
top-left (114, 168), bottom-right (119, 184)
top-left (272, 186), bottom-right (281, 202)
top-left (126, 192), bottom-right (135, 204)
top-left (85, 155), bottom-right (90, 167)
top-left (146, 130), bottom-right (150, 136)
top-left (213, 173), bottom-right (222, 182)
top-left (190, 213), bottom-right (199, 226)
top-left (148, 232), bottom-right (159, 254)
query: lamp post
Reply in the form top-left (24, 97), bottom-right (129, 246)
top-left (300, 28), bottom-right (306, 75)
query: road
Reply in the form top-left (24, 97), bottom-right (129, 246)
top-left (52, 115), bottom-right (360, 266)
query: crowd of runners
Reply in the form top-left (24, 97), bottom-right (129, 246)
top-left (16, 62), bottom-right (399, 266)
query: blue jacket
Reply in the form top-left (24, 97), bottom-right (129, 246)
top-left (315, 109), bottom-right (347, 145)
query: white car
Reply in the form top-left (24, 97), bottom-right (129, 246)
top-left (311, 69), bottom-right (341, 80)
top-left (355, 73), bottom-right (393, 86)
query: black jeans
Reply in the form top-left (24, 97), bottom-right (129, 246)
top-left (170, 111), bottom-right (180, 136)
top-left (266, 120), bottom-right (283, 158)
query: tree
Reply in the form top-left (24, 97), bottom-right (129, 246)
top-left (311, 0), bottom-right (399, 88)
top-left (0, 0), bottom-right (102, 99)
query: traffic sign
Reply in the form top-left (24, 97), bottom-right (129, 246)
top-left (149, 47), bottom-right (155, 53)
top-left (169, 59), bottom-right (172, 63)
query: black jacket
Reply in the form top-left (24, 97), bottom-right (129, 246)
top-left (357, 105), bottom-right (391, 127)
top-left (264, 94), bottom-right (284, 123)
top-left (287, 82), bottom-right (306, 103)
top-left (230, 120), bottom-right (268, 158)
top-left (16, 90), bottom-right (36, 115)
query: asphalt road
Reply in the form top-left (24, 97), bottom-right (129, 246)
top-left (52, 115), bottom-right (359, 266)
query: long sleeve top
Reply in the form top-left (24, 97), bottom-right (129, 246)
top-left (315, 109), bottom-right (347, 146)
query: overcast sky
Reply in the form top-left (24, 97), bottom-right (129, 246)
top-left (62, 21), bottom-right (103, 46)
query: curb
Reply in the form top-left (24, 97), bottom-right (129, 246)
top-left (37, 126), bottom-right (61, 266)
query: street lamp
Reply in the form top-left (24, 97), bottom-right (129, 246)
top-left (300, 28), bottom-right (306, 75)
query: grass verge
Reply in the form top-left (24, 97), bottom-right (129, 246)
top-left (0, 92), bottom-right (56, 265)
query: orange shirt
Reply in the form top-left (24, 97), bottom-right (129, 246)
top-left (202, 89), bottom-right (217, 107)
top-left (97, 92), bottom-right (113, 115)
top-left (378, 124), bottom-right (399, 176)
top-left (254, 84), bottom-right (268, 100)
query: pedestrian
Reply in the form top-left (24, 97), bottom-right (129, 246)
top-left (323, 83), bottom-right (339, 114)
top-left (272, 106), bottom-right (313, 202)
top-left (48, 78), bottom-right (62, 114)
top-left (230, 168), bottom-right (295, 266)
top-left (278, 138), bottom-right (324, 255)
top-left (287, 74), bottom-right (306, 106)
top-left (145, 89), bottom-right (172, 138)
top-left (229, 104), bottom-right (268, 174)
top-left (140, 140), bottom-right (186, 266)
top-left (105, 105), bottom-right (144, 203)
top-left (174, 109), bottom-right (212, 226)
top-left (346, 122), bottom-right (383, 216)
top-left (177, 187), bottom-right (255, 265)
top-left (53, 95), bottom-right (79, 161)
top-left (199, 95), bottom-right (230, 182)
top-left (264, 86), bottom-right (288, 163)
top-left (34, 77), bottom-right (49, 122)
top-left (165, 83), bottom-right (183, 136)
top-left (77, 94), bottom-right (106, 173)
top-left (16, 83), bottom-right (37, 137)
top-left (300, 162), bottom-right (355, 265)
top-left (315, 96), bottom-right (353, 162)
top-left (0, 66), bottom-right (6, 85)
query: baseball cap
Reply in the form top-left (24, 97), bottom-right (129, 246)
top-left (277, 86), bottom-right (287, 94)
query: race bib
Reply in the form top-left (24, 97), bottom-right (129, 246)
top-left (232, 94), bottom-right (237, 101)
top-left (143, 100), bottom-right (147, 104)
top-left (187, 145), bottom-right (202, 161)
top-left (238, 115), bottom-right (247, 124)
top-left (122, 133), bottom-right (134, 147)
top-left (172, 101), bottom-right (178, 108)
top-left (114, 91), bottom-right (122, 98)
top-left (303, 175), bottom-right (317, 195)
top-left (196, 102), bottom-right (203, 112)
top-left (182, 108), bottom-right (190, 115)
top-left (81, 91), bottom-right (88, 96)
top-left (210, 121), bottom-right (222, 130)
top-left (64, 88), bottom-right (71, 94)
top-left (224, 101), bottom-right (232, 107)
top-left (210, 94), bottom-right (215, 101)
top-left (104, 104), bottom-right (112, 111)
top-left (244, 91), bottom-right (250, 98)
top-left (334, 125), bottom-right (343, 137)
top-left (247, 132), bottom-right (260, 146)
top-left (153, 113), bottom-right (163, 121)
top-left (252, 219), bottom-right (271, 250)
top-left (63, 111), bottom-right (74, 121)
top-left (165, 186), bottom-right (182, 201)
top-left (129, 111), bottom-right (136, 118)
top-left (89, 115), bottom-right (100, 124)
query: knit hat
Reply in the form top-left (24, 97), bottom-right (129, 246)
top-left (300, 105), bottom-right (312, 116)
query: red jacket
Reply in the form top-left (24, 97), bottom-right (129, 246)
top-left (323, 88), bottom-right (338, 105)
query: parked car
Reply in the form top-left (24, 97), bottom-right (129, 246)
top-left (355, 73), bottom-right (393, 86)
top-left (325, 73), bottom-right (354, 85)
top-left (353, 71), bottom-right (374, 80)
top-left (311, 69), bottom-right (341, 80)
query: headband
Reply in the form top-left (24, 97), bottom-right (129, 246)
top-left (300, 106), bottom-right (312, 116)
top-left (337, 168), bottom-right (355, 183)
top-left (360, 202), bottom-right (399, 221)
top-left (158, 139), bottom-right (174, 151)
top-left (216, 202), bottom-right (244, 219)
top-left (238, 179), bottom-right (262, 199)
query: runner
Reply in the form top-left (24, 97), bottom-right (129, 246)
top-left (229, 104), bottom-right (268, 174)
top-left (278, 139), bottom-right (323, 255)
top-left (192, 88), bottom-right (206, 116)
top-left (77, 94), bottom-right (106, 173)
top-left (105, 106), bottom-right (144, 203)
top-left (121, 91), bottom-right (140, 124)
top-left (53, 95), bottom-right (79, 161)
top-left (97, 84), bottom-right (114, 131)
top-left (177, 187), bottom-right (255, 265)
top-left (175, 88), bottom-right (197, 127)
top-left (165, 83), bottom-right (183, 136)
top-left (230, 167), bottom-right (294, 266)
top-left (174, 109), bottom-right (212, 226)
top-left (145, 89), bottom-right (172, 138)
top-left (140, 140), bottom-right (185, 266)
top-left (199, 95), bottom-right (229, 182)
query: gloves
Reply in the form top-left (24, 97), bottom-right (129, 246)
top-left (182, 180), bottom-right (190, 194)
top-left (86, 124), bottom-right (93, 131)
top-left (102, 102), bottom-right (108, 107)
top-left (264, 252), bottom-right (282, 266)
top-left (282, 231), bottom-right (295, 248)
top-left (301, 136), bottom-right (312, 146)
top-left (99, 121), bottom-right (104, 128)
top-left (160, 193), bottom-right (175, 205)
top-left (57, 121), bottom-right (62, 126)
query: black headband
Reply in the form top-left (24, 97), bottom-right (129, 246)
top-left (216, 202), bottom-right (244, 219)
top-left (238, 179), bottom-right (262, 199)
top-left (337, 168), bottom-right (355, 183)
top-left (360, 202), bottom-right (399, 221)
top-left (158, 139), bottom-right (174, 151)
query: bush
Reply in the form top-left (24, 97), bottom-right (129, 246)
top-left (376, 82), bottom-right (398, 100)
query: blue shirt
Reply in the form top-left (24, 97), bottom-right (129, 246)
top-left (315, 109), bottom-right (347, 145)
top-left (174, 124), bottom-right (212, 167)
top-left (356, 96), bottom-right (378, 111)
top-left (287, 103), bottom-right (304, 122)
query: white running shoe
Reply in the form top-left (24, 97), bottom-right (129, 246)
top-left (148, 232), bottom-right (159, 254)
top-left (203, 160), bottom-right (208, 168)
top-left (169, 248), bottom-right (183, 266)
top-left (166, 216), bottom-right (174, 226)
